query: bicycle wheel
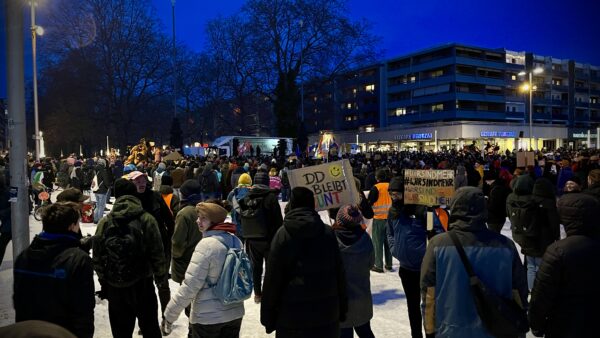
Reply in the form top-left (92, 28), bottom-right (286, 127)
top-left (33, 205), bottom-right (43, 221)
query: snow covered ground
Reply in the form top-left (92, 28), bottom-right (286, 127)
top-left (0, 193), bottom-right (550, 337)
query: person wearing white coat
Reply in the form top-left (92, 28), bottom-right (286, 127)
top-left (162, 202), bottom-right (244, 338)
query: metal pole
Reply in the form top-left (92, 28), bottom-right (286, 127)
top-left (6, 0), bottom-right (31, 259)
top-left (30, 1), bottom-right (40, 161)
top-left (529, 71), bottom-right (533, 151)
top-left (299, 20), bottom-right (304, 122)
top-left (171, 0), bottom-right (177, 119)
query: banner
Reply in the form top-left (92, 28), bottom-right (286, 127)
top-left (288, 159), bottom-right (360, 211)
top-left (404, 169), bottom-right (455, 206)
top-left (516, 151), bottom-right (535, 167)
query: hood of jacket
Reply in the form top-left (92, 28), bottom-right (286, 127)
top-left (557, 193), bottom-right (599, 238)
top-left (159, 185), bottom-right (174, 195)
top-left (532, 177), bottom-right (555, 200)
top-left (448, 187), bottom-right (488, 231)
top-left (109, 195), bottom-right (146, 221)
top-left (513, 175), bottom-right (534, 196)
top-left (283, 207), bottom-right (326, 239)
top-left (27, 231), bottom-right (82, 263)
top-left (247, 184), bottom-right (273, 198)
top-left (335, 226), bottom-right (369, 250)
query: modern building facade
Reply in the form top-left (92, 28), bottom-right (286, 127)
top-left (305, 43), bottom-right (600, 152)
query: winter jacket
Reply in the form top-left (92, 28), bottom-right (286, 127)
top-left (529, 193), bottom-right (600, 338)
top-left (94, 164), bottom-right (112, 194)
top-left (164, 229), bottom-right (245, 325)
top-left (160, 185), bottom-right (181, 217)
top-left (486, 179), bottom-right (511, 226)
top-left (269, 175), bottom-right (282, 190)
top-left (170, 167), bottom-right (185, 189)
top-left (421, 188), bottom-right (528, 338)
top-left (556, 166), bottom-right (573, 195)
top-left (583, 182), bottom-right (600, 202)
top-left (199, 165), bottom-right (219, 194)
top-left (227, 186), bottom-right (251, 238)
top-left (240, 185), bottom-right (283, 241)
top-left (506, 175), bottom-right (537, 252)
top-left (386, 203), bottom-right (435, 271)
top-left (454, 165), bottom-right (468, 190)
top-left (527, 178), bottom-right (561, 257)
top-left (134, 189), bottom-right (175, 259)
top-left (14, 232), bottom-right (95, 338)
top-left (92, 195), bottom-right (167, 287)
top-left (171, 204), bottom-right (203, 283)
top-left (261, 207), bottom-right (347, 335)
top-left (335, 225), bottom-right (374, 328)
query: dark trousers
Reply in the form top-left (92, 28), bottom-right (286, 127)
top-left (0, 232), bottom-right (11, 266)
top-left (399, 267), bottom-right (423, 338)
top-left (276, 323), bottom-right (339, 338)
top-left (191, 318), bottom-right (242, 338)
top-left (340, 321), bottom-right (375, 338)
top-left (372, 219), bottom-right (392, 270)
top-left (245, 239), bottom-right (270, 295)
top-left (106, 277), bottom-right (161, 338)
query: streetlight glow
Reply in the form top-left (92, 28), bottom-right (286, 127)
top-left (520, 67), bottom-right (544, 151)
top-left (533, 67), bottom-right (544, 74)
top-left (35, 25), bottom-right (44, 36)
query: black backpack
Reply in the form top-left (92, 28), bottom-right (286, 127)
top-left (82, 167), bottom-right (95, 190)
top-left (99, 217), bottom-right (146, 287)
top-left (238, 195), bottom-right (268, 239)
top-left (508, 198), bottom-right (541, 238)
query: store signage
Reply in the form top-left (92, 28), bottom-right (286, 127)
top-left (480, 131), bottom-right (517, 138)
top-left (572, 132), bottom-right (598, 139)
top-left (393, 133), bottom-right (433, 141)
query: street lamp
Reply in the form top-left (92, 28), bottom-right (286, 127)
top-left (519, 67), bottom-right (544, 151)
top-left (30, 0), bottom-right (44, 161)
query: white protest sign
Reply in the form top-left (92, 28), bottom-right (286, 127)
top-left (404, 169), bottom-right (455, 206)
top-left (287, 159), bottom-right (360, 211)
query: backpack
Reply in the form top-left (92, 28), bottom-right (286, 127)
top-left (82, 167), bottom-right (95, 190)
top-left (238, 195), bottom-right (268, 238)
top-left (199, 174), bottom-right (213, 193)
top-left (508, 198), bottom-right (541, 238)
top-left (211, 233), bottom-right (253, 305)
top-left (99, 217), bottom-right (146, 287)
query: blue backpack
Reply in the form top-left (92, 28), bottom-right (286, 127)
top-left (212, 233), bottom-right (253, 305)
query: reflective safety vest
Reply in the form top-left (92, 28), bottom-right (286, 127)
top-left (162, 193), bottom-right (174, 216)
top-left (435, 207), bottom-right (449, 231)
top-left (372, 182), bottom-right (391, 220)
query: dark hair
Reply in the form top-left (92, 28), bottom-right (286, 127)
top-left (42, 202), bottom-right (81, 233)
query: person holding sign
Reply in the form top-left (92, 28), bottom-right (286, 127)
top-left (367, 169), bottom-right (393, 273)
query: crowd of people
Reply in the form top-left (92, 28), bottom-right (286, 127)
top-left (2, 145), bottom-right (600, 337)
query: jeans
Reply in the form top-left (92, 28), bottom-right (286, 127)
top-left (372, 219), bottom-right (392, 270)
top-left (340, 321), bottom-right (375, 338)
top-left (191, 318), bottom-right (242, 338)
top-left (526, 256), bottom-right (543, 291)
top-left (281, 188), bottom-right (290, 202)
top-left (94, 192), bottom-right (109, 223)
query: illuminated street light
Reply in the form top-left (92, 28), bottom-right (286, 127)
top-left (519, 67), bottom-right (544, 150)
top-left (30, 0), bottom-right (43, 160)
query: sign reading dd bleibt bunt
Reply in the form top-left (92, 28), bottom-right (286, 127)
top-left (287, 159), bottom-right (360, 211)
top-left (404, 169), bottom-right (455, 206)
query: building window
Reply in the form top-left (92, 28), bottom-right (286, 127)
top-left (410, 75), bottom-right (416, 83)
top-left (512, 107), bottom-right (516, 112)
top-left (365, 84), bottom-right (375, 92)
top-left (591, 97), bottom-right (598, 104)
top-left (365, 126), bottom-right (375, 132)
top-left (432, 103), bottom-right (444, 112)
top-left (511, 74), bottom-right (517, 81)
top-left (352, 88), bottom-right (357, 95)
top-left (346, 103), bottom-right (352, 109)
top-left (395, 107), bottom-right (406, 116)
top-left (552, 79), bottom-right (562, 86)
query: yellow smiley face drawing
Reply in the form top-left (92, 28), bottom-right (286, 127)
top-left (329, 164), bottom-right (342, 178)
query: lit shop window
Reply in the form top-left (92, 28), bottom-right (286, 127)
top-left (365, 84), bottom-right (375, 92)
top-left (395, 107), bottom-right (406, 116)
top-left (366, 126), bottom-right (375, 132)
top-left (410, 76), bottom-right (416, 83)
top-left (432, 104), bottom-right (444, 112)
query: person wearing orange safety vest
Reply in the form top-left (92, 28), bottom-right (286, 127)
top-left (367, 168), bottom-right (393, 273)
top-left (159, 175), bottom-right (180, 218)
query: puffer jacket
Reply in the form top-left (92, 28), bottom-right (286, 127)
top-left (171, 202), bottom-right (203, 283)
top-left (386, 203), bottom-right (436, 271)
top-left (486, 178), bottom-right (511, 226)
top-left (93, 195), bottom-right (167, 287)
top-left (14, 232), bottom-right (95, 338)
top-left (528, 178), bottom-right (561, 257)
top-left (421, 187), bottom-right (528, 338)
top-left (335, 224), bottom-right (374, 328)
top-left (261, 207), bottom-right (347, 335)
top-left (529, 193), bottom-right (600, 338)
top-left (164, 228), bottom-right (244, 325)
top-left (583, 182), bottom-right (600, 202)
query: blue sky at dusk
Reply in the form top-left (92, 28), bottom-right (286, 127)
top-left (2, 0), bottom-right (600, 98)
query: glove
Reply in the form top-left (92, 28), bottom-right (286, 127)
top-left (161, 319), bottom-right (173, 336)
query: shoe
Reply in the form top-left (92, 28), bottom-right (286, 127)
top-left (385, 266), bottom-right (393, 272)
top-left (371, 266), bottom-right (384, 273)
top-left (254, 295), bottom-right (262, 304)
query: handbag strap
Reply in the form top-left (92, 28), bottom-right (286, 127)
top-left (448, 231), bottom-right (477, 280)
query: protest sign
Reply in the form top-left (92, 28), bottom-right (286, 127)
top-left (288, 159), bottom-right (360, 211)
top-left (517, 151), bottom-right (535, 167)
top-left (403, 169), bottom-right (455, 206)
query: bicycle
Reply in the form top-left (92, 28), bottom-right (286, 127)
top-left (32, 186), bottom-right (53, 221)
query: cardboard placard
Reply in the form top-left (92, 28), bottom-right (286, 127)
top-left (517, 152), bottom-right (535, 167)
top-left (287, 159), bottom-right (360, 211)
top-left (404, 169), bottom-right (455, 206)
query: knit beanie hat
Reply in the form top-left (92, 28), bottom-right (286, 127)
top-left (253, 171), bottom-right (270, 186)
top-left (180, 179), bottom-right (202, 198)
top-left (196, 202), bottom-right (228, 224)
top-left (114, 178), bottom-right (137, 198)
top-left (336, 205), bottom-right (364, 228)
top-left (389, 176), bottom-right (404, 193)
top-left (288, 187), bottom-right (315, 210)
top-left (238, 173), bottom-right (252, 186)
top-left (269, 168), bottom-right (277, 176)
top-left (161, 175), bottom-right (173, 186)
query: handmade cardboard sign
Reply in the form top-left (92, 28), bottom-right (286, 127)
top-left (404, 169), bottom-right (455, 206)
top-left (288, 159), bottom-right (360, 211)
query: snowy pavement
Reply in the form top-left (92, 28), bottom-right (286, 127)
top-left (0, 194), bottom-right (547, 337)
